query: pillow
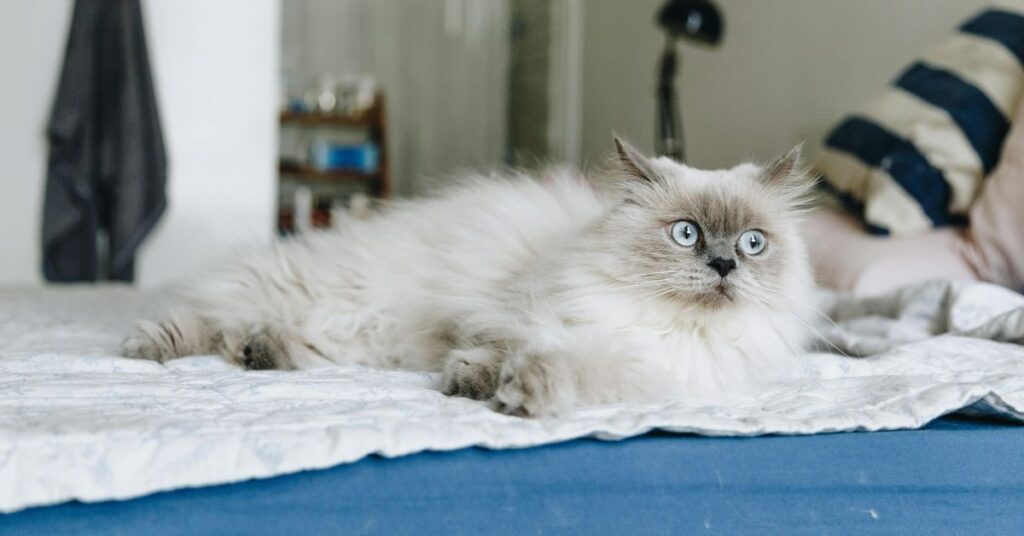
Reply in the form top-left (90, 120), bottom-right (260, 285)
top-left (817, 8), bottom-right (1024, 236)
top-left (963, 80), bottom-right (1024, 290)
top-left (806, 96), bottom-right (1024, 295)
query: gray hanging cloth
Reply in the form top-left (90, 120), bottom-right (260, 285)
top-left (43, 0), bottom-right (167, 282)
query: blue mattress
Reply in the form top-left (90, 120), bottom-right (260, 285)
top-left (3, 416), bottom-right (1022, 535)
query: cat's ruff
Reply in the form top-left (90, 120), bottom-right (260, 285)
top-left (125, 138), bottom-right (816, 417)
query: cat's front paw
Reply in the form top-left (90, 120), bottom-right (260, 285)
top-left (492, 351), bottom-right (575, 418)
top-left (441, 347), bottom-right (500, 401)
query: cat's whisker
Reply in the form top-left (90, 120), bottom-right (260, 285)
top-left (756, 280), bottom-right (843, 332)
top-left (737, 276), bottom-right (838, 327)
top-left (619, 269), bottom-right (684, 279)
top-left (747, 285), bottom-right (851, 358)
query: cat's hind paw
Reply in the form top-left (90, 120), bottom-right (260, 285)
top-left (122, 333), bottom-right (163, 362)
top-left (492, 350), bottom-right (575, 418)
top-left (238, 328), bottom-right (290, 370)
top-left (122, 320), bottom-right (178, 362)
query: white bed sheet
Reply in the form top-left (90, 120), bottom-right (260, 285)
top-left (1, 281), bottom-right (1022, 513)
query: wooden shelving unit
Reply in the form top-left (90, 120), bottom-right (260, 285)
top-left (277, 93), bottom-right (389, 232)
top-left (279, 109), bottom-right (378, 128)
top-left (278, 162), bottom-right (377, 183)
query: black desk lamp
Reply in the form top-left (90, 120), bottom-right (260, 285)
top-left (656, 0), bottom-right (724, 162)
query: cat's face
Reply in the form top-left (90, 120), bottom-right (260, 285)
top-left (595, 139), bottom-right (814, 313)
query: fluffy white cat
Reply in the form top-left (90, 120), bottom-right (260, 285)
top-left (125, 138), bottom-right (816, 416)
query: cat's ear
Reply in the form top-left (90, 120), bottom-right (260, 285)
top-left (760, 144), bottom-right (817, 205)
top-left (614, 136), bottom-right (659, 183)
top-left (762, 144), bottom-right (806, 184)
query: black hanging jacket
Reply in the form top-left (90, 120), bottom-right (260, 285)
top-left (43, 0), bottom-right (167, 282)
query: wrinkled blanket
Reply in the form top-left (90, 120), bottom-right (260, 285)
top-left (1, 281), bottom-right (1022, 513)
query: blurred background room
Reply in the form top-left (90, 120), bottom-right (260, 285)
top-left (0, 0), bottom-right (1016, 290)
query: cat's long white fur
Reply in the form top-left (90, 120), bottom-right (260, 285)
top-left (126, 141), bottom-right (815, 416)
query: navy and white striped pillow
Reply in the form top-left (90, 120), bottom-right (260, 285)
top-left (818, 8), bottom-right (1024, 236)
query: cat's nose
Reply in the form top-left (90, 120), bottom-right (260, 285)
top-left (707, 257), bottom-right (737, 277)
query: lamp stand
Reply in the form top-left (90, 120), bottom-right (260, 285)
top-left (656, 37), bottom-right (685, 162)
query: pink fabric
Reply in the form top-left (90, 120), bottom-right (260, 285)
top-left (807, 98), bottom-right (1024, 295)
top-left (963, 102), bottom-right (1024, 290)
top-left (803, 208), bottom-right (977, 296)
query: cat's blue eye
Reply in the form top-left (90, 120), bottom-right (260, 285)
top-left (670, 220), bottom-right (700, 247)
top-left (738, 230), bottom-right (766, 255)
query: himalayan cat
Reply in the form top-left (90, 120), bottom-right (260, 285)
top-left (124, 138), bottom-right (816, 417)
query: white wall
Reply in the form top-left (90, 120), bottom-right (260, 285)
top-left (0, 2), bottom-right (72, 286)
top-left (580, 0), bottom-right (994, 169)
top-left (0, 0), bottom-right (279, 287)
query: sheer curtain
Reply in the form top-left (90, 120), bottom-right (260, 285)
top-left (282, 0), bottom-right (510, 195)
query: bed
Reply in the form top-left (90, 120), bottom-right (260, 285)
top-left (1, 283), bottom-right (1023, 534)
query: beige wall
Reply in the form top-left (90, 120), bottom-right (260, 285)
top-left (580, 0), bottom-right (995, 169)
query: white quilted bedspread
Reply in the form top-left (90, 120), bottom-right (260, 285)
top-left (1, 281), bottom-right (1023, 513)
